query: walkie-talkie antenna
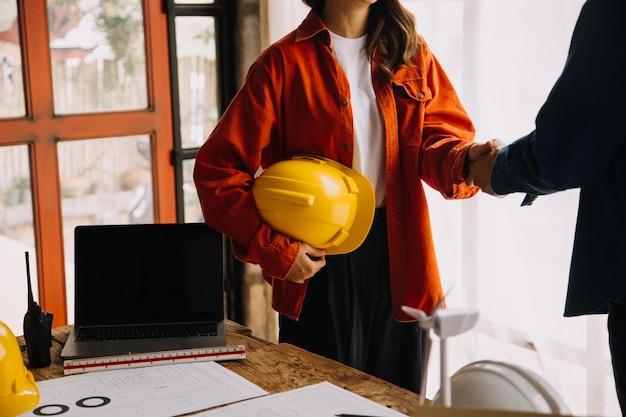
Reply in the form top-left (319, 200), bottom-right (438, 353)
top-left (23, 250), bottom-right (52, 367)
top-left (25, 251), bottom-right (36, 309)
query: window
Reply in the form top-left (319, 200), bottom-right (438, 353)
top-left (0, 0), bottom-right (238, 333)
top-left (0, 0), bottom-right (176, 332)
top-left (164, 0), bottom-right (236, 222)
top-left (164, 0), bottom-right (241, 322)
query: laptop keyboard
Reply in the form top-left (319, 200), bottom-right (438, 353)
top-left (76, 323), bottom-right (218, 341)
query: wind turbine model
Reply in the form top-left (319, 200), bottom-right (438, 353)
top-left (402, 290), bottom-right (479, 408)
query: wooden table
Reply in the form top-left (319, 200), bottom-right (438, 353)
top-left (19, 320), bottom-right (423, 416)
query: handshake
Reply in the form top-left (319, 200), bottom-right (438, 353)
top-left (464, 139), bottom-right (507, 196)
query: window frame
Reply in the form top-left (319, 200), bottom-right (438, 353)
top-left (164, 0), bottom-right (242, 322)
top-left (0, 0), bottom-right (177, 325)
top-left (164, 0), bottom-right (236, 221)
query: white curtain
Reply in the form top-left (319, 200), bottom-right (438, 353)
top-left (264, 1), bottom-right (619, 415)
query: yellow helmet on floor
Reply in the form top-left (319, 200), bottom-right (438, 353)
top-left (0, 321), bottom-right (40, 417)
top-left (252, 155), bottom-right (375, 255)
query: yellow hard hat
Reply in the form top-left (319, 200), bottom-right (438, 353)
top-left (252, 155), bottom-right (375, 255)
top-left (0, 321), bottom-right (40, 417)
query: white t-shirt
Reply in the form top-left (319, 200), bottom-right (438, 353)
top-left (330, 32), bottom-right (385, 208)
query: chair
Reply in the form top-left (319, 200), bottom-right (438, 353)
top-left (431, 360), bottom-right (571, 415)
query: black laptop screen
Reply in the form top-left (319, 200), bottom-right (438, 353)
top-left (73, 223), bottom-right (225, 326)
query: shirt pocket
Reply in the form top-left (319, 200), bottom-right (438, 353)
top-left (392, 78), bottom-right (432, 147)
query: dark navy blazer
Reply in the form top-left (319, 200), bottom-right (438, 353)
top-left (490, 0), bottom-right (626, 316)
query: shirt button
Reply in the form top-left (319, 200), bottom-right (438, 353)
top-left (342, 143), bottom-right (350, 151)
top-left (341, 98), bottom-right (349, 106)
top-left (417, 92), bottom-right (425, 99)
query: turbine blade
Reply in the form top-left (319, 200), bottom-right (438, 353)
top-left (431, 284), bottom-right (455, 315)
top-left (401, 305), bottom-right (428, 322)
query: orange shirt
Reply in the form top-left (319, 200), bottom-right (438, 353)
top-left (194, 11), bottom-right (478, 321)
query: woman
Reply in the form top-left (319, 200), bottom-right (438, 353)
top-left (194, 0), bottom-right (490, 392)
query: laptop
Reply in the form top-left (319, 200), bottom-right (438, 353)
top-left (61, 222), bottom-right (227, 359)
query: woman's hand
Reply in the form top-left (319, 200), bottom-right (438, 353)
top-left (284, 243), bottom-right (326, 284)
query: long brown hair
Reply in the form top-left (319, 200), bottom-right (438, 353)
top-left (302, 0), bottom-right (420, 78)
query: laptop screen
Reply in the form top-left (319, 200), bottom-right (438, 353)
top-left (74, 223), bottom-right (225, 327)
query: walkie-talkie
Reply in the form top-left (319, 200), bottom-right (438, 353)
top-left (23, 251), bottom-right (53, 368)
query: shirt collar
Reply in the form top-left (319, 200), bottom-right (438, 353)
top-left (294, 10), bottom-right (331, 45)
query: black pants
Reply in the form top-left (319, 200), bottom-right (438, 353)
top-left (609, 300), bottom-right (626, 416)
top-left (279, 208), bottom-right (426, 393)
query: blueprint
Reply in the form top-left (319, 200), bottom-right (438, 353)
top-left (196, 381), bottom-right (409, 417)
top-left (19, 361), bottom-right (268, 417)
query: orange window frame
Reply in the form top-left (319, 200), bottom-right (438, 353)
top-left (0, 0), bottom-right (177, 325)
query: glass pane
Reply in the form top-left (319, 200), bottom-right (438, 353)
top-left (183, 158), bottom-right (202, 223)
top-left (0, 0), bottom-right (26, 118)
top-left (59, 135), bottom-right (154, 319)
top-left (175, 16), bottom-right (219, 148)
top-left (0, 145), bottom-right (37, 334)
top-left (48, 0), bottom-right (148, 114)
